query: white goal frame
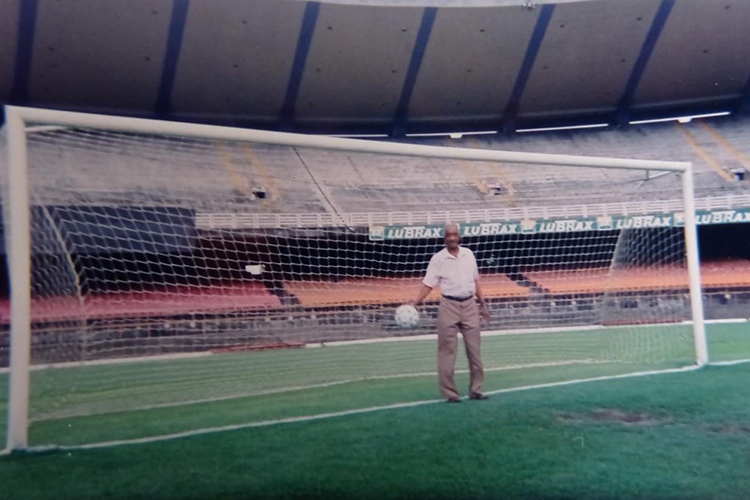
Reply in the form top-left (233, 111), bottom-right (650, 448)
top-left (2, 105), bottom-right (708, 452)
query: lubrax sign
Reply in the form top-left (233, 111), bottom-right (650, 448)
top-left (368, 208), bottom-right (750, 241)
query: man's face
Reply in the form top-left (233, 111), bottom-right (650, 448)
top-left (444, 225), bottom-right (460, 250)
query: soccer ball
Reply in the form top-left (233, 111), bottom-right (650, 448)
top-left (394, 304), bottom-right (420, 328)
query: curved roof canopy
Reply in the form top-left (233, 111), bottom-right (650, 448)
top-left (2, 0), bottom-right (749, 134)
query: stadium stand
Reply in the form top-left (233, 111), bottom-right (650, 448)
top-left (0, 282), bottom-right (280, 324)
top-left (699, 259), bottom-right (750, 289)
top-left (199, 116), bottom-right (750, 216)
top-left (284, 277), bottom-right (436, 308)
top-left (526, 259), bottom-right (750, 295)
top-left (26, 116), bottom-right (750, 225)
top-left (283, 273), bottom-right (529, 308)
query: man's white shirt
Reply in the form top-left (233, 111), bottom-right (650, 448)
top-left (422, 246), bottom-right (478, 298)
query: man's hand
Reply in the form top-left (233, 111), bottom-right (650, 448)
top-left (475, 281), bottom-right (490, 324)
top-left (480, 302), bottom-right (491, 324)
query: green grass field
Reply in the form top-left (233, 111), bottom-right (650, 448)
top-left (2, 363), bottom-right (749, 499)
top-left (1, 321), bottom-right (749, 499)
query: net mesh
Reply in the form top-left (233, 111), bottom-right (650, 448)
top-left (1, 123), bottom-right (699, 444)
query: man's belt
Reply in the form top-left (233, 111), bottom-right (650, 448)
top-left (442, 295), bottom-right (474, 302)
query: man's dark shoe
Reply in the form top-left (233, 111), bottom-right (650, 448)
top-left (447, 397), bottom-right (462, 403)
top-left (470, 393), bottom-right (489, 400)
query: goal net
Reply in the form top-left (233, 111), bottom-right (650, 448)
top-left (2, 108), bottom-right (706, 450)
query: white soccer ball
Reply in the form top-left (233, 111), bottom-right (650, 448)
top-left (394, 304), bottom-right (420, 328)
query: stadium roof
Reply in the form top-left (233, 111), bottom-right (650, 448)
top-left (1, 0), bottom-right (750, 135)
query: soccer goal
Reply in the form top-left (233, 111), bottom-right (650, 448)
top-left (2, 106), bottom-right (708, 452)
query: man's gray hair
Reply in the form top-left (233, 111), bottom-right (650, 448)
top-left (444, 223), bottom-right (460, 232)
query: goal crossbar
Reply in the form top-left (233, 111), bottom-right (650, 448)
top-left (8, 106), bottom-right (690, 172)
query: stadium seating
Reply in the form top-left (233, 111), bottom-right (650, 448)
top-left (283, 274), bottom-right (529, 308)
top-left (1, 260), bottom-right (746, 328)
top-left (0, 282), bottom-right (281, 325)
top-left (201, 118), bottom-right (750, 217)
top-left (526, 259), bottom-right (750, 295)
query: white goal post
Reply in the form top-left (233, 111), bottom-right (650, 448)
top-left (2, 106), bottom-right (707, 452)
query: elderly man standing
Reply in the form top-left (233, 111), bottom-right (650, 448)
top-left (410, 223), bottom-right (491, 402)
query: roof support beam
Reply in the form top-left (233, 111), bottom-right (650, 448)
top-left (155, 0), bottom-right (191, 116)
top-left (280, 1), bottom-right (321, 130)
top-left (615, 0), bottom-right (674, 126)
top-left (9, 0), bottom-right (39, 106)
top-left (392, 7), bottom-right (437, 137)
top-left (499, 3), bottom-right (554, 134)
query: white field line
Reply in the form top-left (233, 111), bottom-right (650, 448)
top-left (1, 318), bottom-right (746, 375)
top-left (309, 321), bottom-right (689, 348)
top-left (14, 365), bottom-right (703, 453)
top-left (709, 358), bottom-right (750, 367)
top-left (689, 318), bottom-right (749, 325)
top-left (0, 352), bottom-right (214, 374)
top-left (327, 317), bottom-right (748, 347)
top-left (29, 360), bottom-right (605, 422)
top-left (307, 324), bottom-right (605, 347)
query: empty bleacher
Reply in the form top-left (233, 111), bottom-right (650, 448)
top-left (289, 117), bottom-right (750, 215)
top-left (522, 259), bottom-right (750, 325)
top-left (0, 282), bottom-right (282, 364)
top-left (22, 116), bottom-right (750, 234)
top-left (2, 259), bottom-right (748, 365)
top-left (284, 277), bottom-right (436, 308)
top-left (526, 259), bottom-right (750, 296)
top-left (0, 282), bottom-right (281, 325)
top-left (284, 274), bottom-right (529, 309)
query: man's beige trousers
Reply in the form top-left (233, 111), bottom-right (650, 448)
top-left (437, 298), bottom-right (483, 399)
